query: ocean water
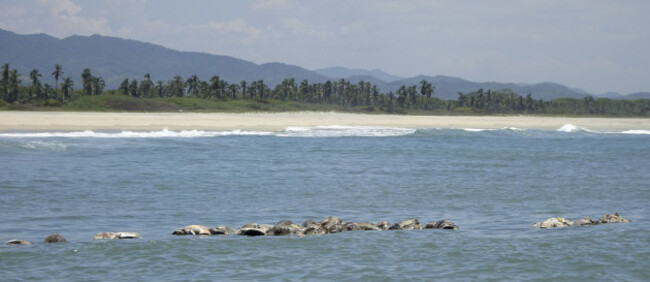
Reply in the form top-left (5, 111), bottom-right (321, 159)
top-left (0, 124), bottom-right (648, 281)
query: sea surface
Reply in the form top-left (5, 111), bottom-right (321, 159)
top-left (1, 124), bottom-right (648, 281)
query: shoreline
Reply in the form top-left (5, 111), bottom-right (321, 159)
top-left (0, 111), bottom-right (648, 131)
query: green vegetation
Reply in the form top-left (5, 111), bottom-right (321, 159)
top-left (1, 63), bottom-right (648, 116)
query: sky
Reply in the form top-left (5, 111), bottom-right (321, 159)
top-left (1, 0), bottom-right (648, 94)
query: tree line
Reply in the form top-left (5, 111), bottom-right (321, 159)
top-left (1, 63), bottom-right (103, 105)
top-left (1, 63), bottom-right (648, 116)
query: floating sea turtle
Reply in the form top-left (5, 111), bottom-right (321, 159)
top-left (94, 232), bottom-right (141, 239)
top-left (5, 239), bottom-right (31, 246)
top-left (172, 225), bottom-right (211, 236)
top-left (424, 220), bottom-right (459, 230)
top-left (44, 234), bottom-right (67, 243)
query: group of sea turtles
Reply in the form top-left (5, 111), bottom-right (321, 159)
top-left (3, 213), bottom-right (630, 246)
top-left (530, 213), bottom-right (631, 228)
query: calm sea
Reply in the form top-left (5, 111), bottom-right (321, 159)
top-left (1, 124), bottom-right (648, 281)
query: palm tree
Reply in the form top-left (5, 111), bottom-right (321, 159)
top-left (419, 80), bottom-right (433, 109)
top-left (156, 80), bottom-right (164, 97)
top-left (172, 75), bottom-right (185, 97)
top-left (256, 80), bottom-right (267, 99)
top-left (185, 75), bottom-right (199, 97)
top-left (129, 79), bottom-right (139, 97)
top-left (61, 77), bottom-right (73, 100)
top-left (209, 76), bottom-right (220, 99)
top-left (93, 77), bottom-right (105, 95)
top-left (240, 80), bottom-right (247, 99)
top-left (30, 69), bottom-right (42, 99)
top-left (52, 64), bottom-right (63, 100)
top-left (1, 63), bottom-right (9, 100)
top-left (6, 68), bottom-right (20, 103)
top-left (397, 85), bottom-right (407, 110)
top-left (407, 85), bottom-right (418, 108)
top-left (120, 78), bottom-right (130, 95)
top-left (228, 84), bottom-right (239, 99)
top-left (141, 73), bottom-right (153, 98)
top-left (81, 68), bottom-right (93, 95)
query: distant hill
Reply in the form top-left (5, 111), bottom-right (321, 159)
top-left (340, 75), bottom-right (588, 100)
top-left (1, 28), bottom-right (645, 101)
top-left (0, 28), bottom-right (328, 90)
top-left (596, 92), bottom-right (624, 99)
top-left (624, 92), bottom-right (650, 100)
top-left (314, 67), bottom-right (403, 82)
top-left (315, 69), bottom-right (593, 100)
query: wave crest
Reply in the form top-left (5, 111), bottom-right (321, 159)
top-left (0, 128), bottom-right (274, 138)
top-left (0, 125), bottom-right (647, 138)
top-left (556, 124), bottom-right (592, 133)
top-left (278, 126), bottom-right (416, 137)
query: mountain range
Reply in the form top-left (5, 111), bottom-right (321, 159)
top-left (1, 28), bottom-right (647, 100)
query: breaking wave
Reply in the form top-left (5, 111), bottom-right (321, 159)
top-left (0, 125), bottom-right (647, 139)
top-left (557, 124), bottom-right (593, 133)
top-left (556, 124), bottom-right (650, 135)
top-left (0, 128), bottom-right (274, 138)
top-left (460, 127), bottom-right (527, 132)
top-left (278, 126), bottom-right (417, 137)
top-left (620, 130), bottom-right (650, 135)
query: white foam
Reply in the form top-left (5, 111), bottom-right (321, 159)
top-left (22, 141), bottom-right (67, 151)
top-left (504, 127), bottom-right (527, 131)
top-left (0, 128), bottom-right (274, 138)
top-left (278, 125), bottom-right (416, 137)
top-left (557, 124), bottom-right (593, 133)
top-left (556, 124), bottom-right (650, 135)
top-left (459, 127), bottom-right (525, 132)
top-left (0, 126), bottom-right (415, 138)
top-left (621, 130), bottom-right (650, 135)
top-left (461, 128), bottom-right (493, 132)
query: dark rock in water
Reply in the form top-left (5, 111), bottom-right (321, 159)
top-left (531, 217), bottom-right (573, 228)
top-left (599, 213), bottom-right (631, 223)
top-left (172, 225), bottom-right (211, 236)
top-left (572, 217), bottom-right (598, 226)
top-left (376, 221), bottom-right (392, 230)
top-left (236, 223), bottom-right (273, 236)
top-left (94, 232), bottom-right (141, 239)
top-left (5, 239), bottom-right (31, 246)
top-left (320, 216), bottom-right (344, 233)
top-left (344, 222), bottom-right (361, 231)
top-left (44, 234), bottom-right (67, 243)
top-left (209, 225), bottom-right (234, 235)
top-left (357, 222), bottom-right (381, 231)
top-left (389, 218), bottom-right (421, 230)
top-left (424, 220), bottom-right (459, 230)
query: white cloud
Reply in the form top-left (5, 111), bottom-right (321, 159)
top-left (251, 0), bottom-right (291, 11)
top-left (0, 0), bottom-right (111, 37)
top-left (189, 19), bottom-right (264, 46)
top-left (38, 0), bottom-right (81, 17)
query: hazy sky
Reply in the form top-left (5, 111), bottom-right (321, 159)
top-left (1, 0), bottom-right (648, 94)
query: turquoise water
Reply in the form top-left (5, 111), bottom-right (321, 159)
top-left (1, 125), bottom-right (648, 280)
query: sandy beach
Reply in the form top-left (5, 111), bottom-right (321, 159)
top-left (0, 111), bottom-right (648, 131)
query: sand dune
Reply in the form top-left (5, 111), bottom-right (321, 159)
top-left (0, 111), bottom-right (647, 131)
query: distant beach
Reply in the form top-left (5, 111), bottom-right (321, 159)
top-left (0, 111), bottom-right (647, 131)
